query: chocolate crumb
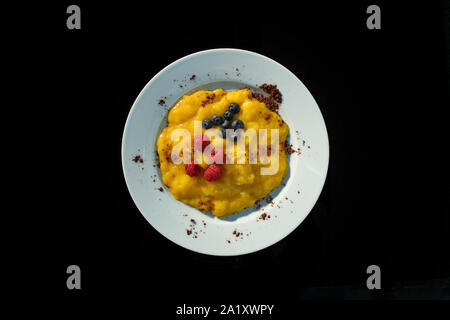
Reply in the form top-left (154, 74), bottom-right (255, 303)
top-left (190, 74), bottom-right (196, 80)
top-left (158, 99), bottom-right (165, 106)
top-left (190, 219), bottom-right (196, 224)
top-left (201, 93), bottom-right (216, 107)
top-left (186, 229), bottom-right (192, 235)
top-left (132, 155), bottom-right (143, 163)
top-left (157, 187), bottom-right (163, 192)
top-left (286, 144), bottom-right (296, 155)
top-left (260, 213), bottom-right (267, 220)
top-left (252, 83), bottom-right (283, 113)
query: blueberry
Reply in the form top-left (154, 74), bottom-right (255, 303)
top-left (219, 128), bottom-right (227, 139)
top-left (202, 119), bottom-right (213, 129)
top-left (212, 114), bottom-right (223, 125)
top-left (222, 120), bottom-right (231, 129)
top-left (231, 119), bottom-right (244, 130)
top-left (229, 129), bottom-right (241, 141)
top-left (229, 103), bottom-right (240, 114)
top-left (223, 110), bottom-right (234, 120)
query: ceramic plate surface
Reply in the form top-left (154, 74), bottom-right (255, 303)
top-left (122, 49), bottom-right (329, 256)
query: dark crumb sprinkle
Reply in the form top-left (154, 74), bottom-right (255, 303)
top-left (132, 155), bottom-right (143, 163)
top-left (260, 213), bottom-right (267, 220)
top-left (202, 220), bottom-right (206, 227)
top-left (186, 229), bottom-right (192, 235)
top-left (297, 191), bottom-right (301, 194)
top-left (190, 219), bottom-right (196, 224)
top-left (232, 229), bottom-right (237, 235)
top-left (190, 74), bottom-right (196, 80)
top-left (183, 214), bottom-right (188, 216)
top-left (227, 240), bottom-right (230, 243)
top-left (252, 83), bottom-right (283, 113)
top-left (179, 84), bottom-right (183, 88)
top-left (201, 93), bottom-right (216, 107)
top-left (308, 146), bottom-right (311, 149)
top-left (236, 232), bottom-right (241, 237)
top-left (265, 195), bottom-right (273, 204)
top-left (286, 144), bottom-right (295, 154)
top-left (260, 84), bottom-right (282, 103)
top-left (158, 99), bottom-right (165, 106)
top-left (157, 187), bottom-right (163, 192)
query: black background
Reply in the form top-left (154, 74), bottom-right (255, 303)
top-left (23, 0), bottom-right (449, 309)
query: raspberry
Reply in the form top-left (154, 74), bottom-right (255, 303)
top-left (210, 148), bottom-right (225, 164)
top-left (194, 134), bottom-right (210, 151)
top-left (185, 162), bottom-right (201, 177)
top-left (204, 164), bottom-right (221, 181)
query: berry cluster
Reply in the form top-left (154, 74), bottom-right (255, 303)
top-left (186, 162), bottom-right (221, 181)
top-left (184, 134), bottom-right (224, 181)
top-left (202, 103), bottom-right (244, 141)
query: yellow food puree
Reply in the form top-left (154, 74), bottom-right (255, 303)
top-left (157, 88), bottom-right (289, 217)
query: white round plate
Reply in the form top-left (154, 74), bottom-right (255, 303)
top-left (122, 49), bottom-right (329, 256)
